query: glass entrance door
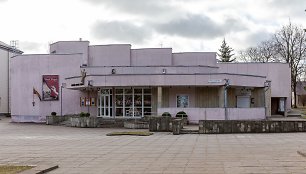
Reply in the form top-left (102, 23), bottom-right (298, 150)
top-left (98, 89), bottom-right (112, 117)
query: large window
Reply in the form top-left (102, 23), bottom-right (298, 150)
top-left (115, 88), bottom-right (152, 117)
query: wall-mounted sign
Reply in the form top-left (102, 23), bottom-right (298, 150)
top-left (80, 97), bottom-right (85, 106)
top-left (91, 97), bottom-right (96, 106)
top-left (80, 97), bottom-right (96, 106)
top-left (208, 79), bottom-right (222, 83)
top-left (42, 75), bottom-right (59, 101)
top-left (85, 97), bottom-right (90, 106)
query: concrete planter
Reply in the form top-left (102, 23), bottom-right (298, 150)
top-left (172, 119), bottom-right (182, 135)
top-left (46, 115), bottom-right (69, 125)
top-left (199, 120), bottom-right (306, 134)
top-left (70, 117), bottom-right (98, 128)
top-left (149, 116), bottom-right (182, 133)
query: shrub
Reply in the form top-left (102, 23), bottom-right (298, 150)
top-left (80, 112), bottom-right (90, 117)
top-left (51, 112), bottom-right (57, 116)
top-left (162, 112), bottom-right (171, 117)
top-left (176, 111), bottom-right (187, 118)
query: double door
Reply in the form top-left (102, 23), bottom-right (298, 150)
top-left (98, 89), bottom-right (112, 117)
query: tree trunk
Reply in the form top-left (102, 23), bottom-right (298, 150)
top-left (293, 81), bottom-right (297, 108)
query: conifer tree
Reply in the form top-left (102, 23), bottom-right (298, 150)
top-left (217, 39), bottom-right (235, 62)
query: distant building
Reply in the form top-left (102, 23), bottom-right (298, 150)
top-left (11, 41), bottom-right (291, 122)
top-left (0, 41), bottom-right (22, 115)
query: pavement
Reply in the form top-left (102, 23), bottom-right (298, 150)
top-left (1, 117), bottom-right (306, 174)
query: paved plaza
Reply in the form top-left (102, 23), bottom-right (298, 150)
top-left (1, 117), bottom-right (306, 174)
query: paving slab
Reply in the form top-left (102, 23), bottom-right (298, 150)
top-left (1, 117), bottom-right (306, 173)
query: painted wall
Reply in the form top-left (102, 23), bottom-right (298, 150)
top-left (168, 87), bottom-right (196, 107)
top-left (0, 49), bottom-right (9, 114)
top-left (50, 41), bottom-right (89, 65)
top-left (172, 52), bottom-right (217, 67)
top-left (69, 73), bottom-right (266, 88)
top-left (84, 66), bottom-right (218, 75)
top-left (11, 54), bottom-right (84, 122)
top-left (0, 47), bottom-right (19, 114)
top-left (131, 48), bottom-right (172, 66)
top-left (158, 107), bottom-right (265, 123)
top-left (218, 63), bottom-right (291, 109)
top-left (89, 44), bottom-right (131, 66)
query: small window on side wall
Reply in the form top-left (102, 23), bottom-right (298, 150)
top-left (176, 95), bottom-right (189, 108)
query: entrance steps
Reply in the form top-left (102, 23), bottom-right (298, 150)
top-left (181, 125), bottom-right (199, 134)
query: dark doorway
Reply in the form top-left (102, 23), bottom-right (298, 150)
top-left (271, 97), bottom-right (285, 115)
top-left (271, 98), bottom-right (278, 115)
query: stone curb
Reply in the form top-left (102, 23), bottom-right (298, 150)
top-left (20, 165), bottom-right (59, 174)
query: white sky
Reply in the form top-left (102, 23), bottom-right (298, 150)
top-left (0, 0), bottom-right (305, 55)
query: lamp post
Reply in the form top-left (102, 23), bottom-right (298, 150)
top-left (60, 83), bottom-right (66, 116)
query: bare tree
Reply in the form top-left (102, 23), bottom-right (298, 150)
top-left (274, 22), bottom-right (306, 108)
top-left (239, 39), bottom-right (277, 63)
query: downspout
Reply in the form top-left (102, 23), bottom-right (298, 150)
top-left (7, 51), bottom-right (9, 115)
top-left (224, 79), bottom-right (230, 120)
top-left (264, 80), bottom-right (271, 120)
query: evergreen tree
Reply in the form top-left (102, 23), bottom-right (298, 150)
top-left (217, 39), bottom-right (235, 62)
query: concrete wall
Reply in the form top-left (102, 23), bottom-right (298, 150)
top-left (168, 87), bottom-right (196, 107)
top-left (69, 74), bottom-right (266, 89)
top-left (218, 63), bottom-right (291, 109)
top-left (11, 54), bottom-right (84, 122)
top-left (0, 47), bottom-right (20, 114)
top-left (89, 45), bottom-right (131, 66)
top-left (172, 52), bottom-right (216, 67)
top-left (158, 107), bottom-right (265, 123)
top-left (227, 108), bottom-right (265, 120)
top-left (131, 48), bottom-right (172, 66)
top-left (0, 49), bottom-right (9, 114)
top-left (50, 41), bottom-right (89, 65)
top-left (83, 66), bottom-right (218, 75)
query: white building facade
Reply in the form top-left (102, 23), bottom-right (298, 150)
top-left (11, 41), bottom-right (291, 123)
top-left (0, 41), bottom-right (22, 115)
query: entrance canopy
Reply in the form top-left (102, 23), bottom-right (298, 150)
top-left (66, 73), bottom-right (266, 90)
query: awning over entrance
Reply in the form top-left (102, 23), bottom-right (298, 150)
top-left (65, 73), bottom-right (266, 90)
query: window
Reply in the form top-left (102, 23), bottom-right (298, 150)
top-left (115, 87), bottom-right (152, 117)
top-left (177, 95), bottom-right (189, 108)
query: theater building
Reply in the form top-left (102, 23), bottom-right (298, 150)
top-left (10, 41), bottom-right (291, 123)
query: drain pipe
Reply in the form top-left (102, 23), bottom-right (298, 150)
top-left (264, 80), bottom-right (271, 120)
top-left (224, 79), bottom-right (230, 120)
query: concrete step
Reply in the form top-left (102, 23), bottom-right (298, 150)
top-left (181, 129), bottom-right (199, 134)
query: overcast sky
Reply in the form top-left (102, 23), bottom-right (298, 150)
top-left (0, 0), bottom-right (306, 55)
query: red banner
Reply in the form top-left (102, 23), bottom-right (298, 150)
top-left (42, 75), bottom-right (59, 100)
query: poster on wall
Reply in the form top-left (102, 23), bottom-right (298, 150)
top-left (42, 75), bottom-right (59, 101)
top-left (177, 95), bottom-right (189, 108)
top-left (80, 97), bottom-right (85, 106)
top-left (91, 97), bottom-right (96, 106)
top-left (85, 97), bottom-right (90, 106)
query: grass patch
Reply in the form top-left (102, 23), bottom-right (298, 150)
top-left (106, 131), bottom-right (153, 136)
top-left (0, 165), bottom-right (34, 174)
